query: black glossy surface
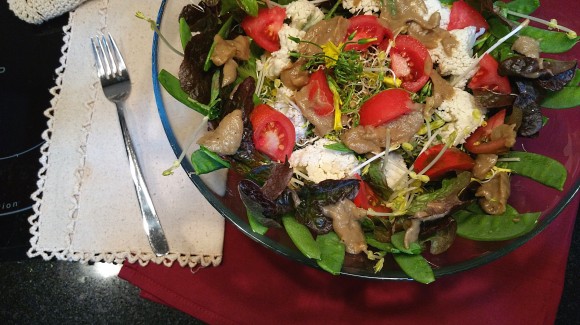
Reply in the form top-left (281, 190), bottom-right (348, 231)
top-left (0, 2), bottom-right (577, 323)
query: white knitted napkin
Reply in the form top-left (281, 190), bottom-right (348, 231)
top-left (27, 0), bottom-right (225, 267)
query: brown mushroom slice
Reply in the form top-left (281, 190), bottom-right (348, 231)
top-left (197, 109), bottom-right (244, 155)
top-left (221, 59), bottom-right (238, 87)
top-left (476, 172), bottom-right (510, 215)
top-left (472, 154), bottom-right (498, 180)
top-left (210, 35), bottom-right (237, 66)
top-left (512, 36), bottom-right (540, 59)
top-left (322, 199), bottom-right (367, 254)
top-left (341, 109), bottom-right (424, 154)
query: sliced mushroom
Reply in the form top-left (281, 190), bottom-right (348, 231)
top-left (221, 59), bottom-right (238, 87)
top-left (322, 199), bottom-right (367, 254)
top-left (472, 154), bottom-right (498, 180)
top-left (476, 172), bottom-right (510, 215)
top-left (197, 109), bottom-right (244, 155)
top-left (341, 109), bottom-right (423, 154)
top-left (511, 36), bottom-right (540, 59)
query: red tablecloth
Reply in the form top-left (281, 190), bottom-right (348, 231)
top-left (119, 196), bottom-right (578, 325)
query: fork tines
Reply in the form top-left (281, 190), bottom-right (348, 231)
top-left (91, 33), bottom-right (128, 80)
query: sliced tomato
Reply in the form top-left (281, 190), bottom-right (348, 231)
top-left (389, 35), bottom-right (432, 92)
top-left (241, 7), bottom-right (286, 52)
top-left (353, 175), bottom-right (391, 213)
top-left (358, 89), bottom-right (413, 127)
top-left (250, 104), bottom-right (296, 162)
top-left (414, 144), bottom-right (475, 180)
top-left (464, 109), bottom-right (510, 154)
top-left (468, 54), bottom-right (512, 94)
top-left (447, 0), bottom-right (489, 31)
top-left (344, 15), bottom-right (391, 51)
top-left (307, 70), bottom-right (334, 116)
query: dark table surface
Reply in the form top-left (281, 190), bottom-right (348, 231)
top-left (0, 2), bottom-right (578, 323)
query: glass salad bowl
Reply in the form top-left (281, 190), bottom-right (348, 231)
top-left (152, 0), bottom-right (580, 280)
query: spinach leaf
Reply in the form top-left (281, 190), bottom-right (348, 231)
top-left (316, 232), bottom-right (345, 275)
top-left (392, 254), bottom-right (435, 284)
top-left (203, 16), bottom-right (234, 72)
top-left (158, 69), bottom-right (213, 116)
top-left (541, 86), bottom-right (580, 108)
top-left (282, 215), bottom-right (321, 260)
top-left (247, 209), bottom-right (269, 235)
top-left (407, 171), bottom-right (472, 215)
top-left (366, 160), bottom-right (392, 200)
top-left (494, 0), bottom-right (540, 16)
top-left (543, 70), bottom-right (580, 108)
top-left (237, 56), bottom-right (257, 82)
top-left (497, 151), bottom-right (567, 190)
top-left (220, 0), bottom-right (239, 15)
top-left (323, 142), bottom-right (354, 153)
top-left (236, 0), bottom-right (259, 16)
top-left (365, 234), bottom-right (400, 253)
top-left (519, 26), bottom-right (580, 53)
top-left (179, 17), bottom-right (192, 50)
top-left (190, 146), bottom-right (230, 174)
top-left (390, 231), bottom-right (422, 255)
top-left (453, 203), bottom-right (540, 241)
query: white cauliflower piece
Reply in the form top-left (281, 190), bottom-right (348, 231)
top-left (289, 139), bottom-right (359, 183)
top-left (429, 26), bottom-right (478, 87)
top-left (285, 0), bottom-right (325, 31)
top-left (272, 86), bottom-right (309, 141)
top-left (261, 51), bottom-right (291, 79)
top-left (262, 25), bottom-right (305, 79)
top-left (423, 0), bottom-right (451, 29)
top-left (384, 152), bottom-right (409, 190)
top-left (342, 0), bottom-right (380, 15)
top-left (436, 88), bottom-right (486, 146)
top-left (278, 24), bottom-right (304, 52)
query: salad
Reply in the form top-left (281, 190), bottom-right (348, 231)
top-left (148, 0), bottom-right (579, 283)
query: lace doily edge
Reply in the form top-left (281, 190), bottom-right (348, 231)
top-left (26, 246), bottom-right (223, 268)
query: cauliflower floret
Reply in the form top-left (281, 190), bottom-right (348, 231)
top-left (272, 86), bottom-right (309, 141)
top-left (429, 26), bottom-right (478, 87)
top-left (342, 0), bottom-right (380, 15)
top-left (436, 88), bottom-right (486, 145)
top-left (289, 139), bottom-right (359, 183)
top-left (261, 24), bottom-right (305, 79)
top-left (422, 0), bottom-right (451, 29)
top-left (384, 152), bottom-right (410, 190)
top-left (285, 0), bottom-right (325, 30)
top-left (278, 24), bottom-right (304, 52)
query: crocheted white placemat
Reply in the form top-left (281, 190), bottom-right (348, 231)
top-left (26, 0), bottom-right (225, 267)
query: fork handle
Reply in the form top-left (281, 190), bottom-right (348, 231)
top-left (116, 103), bottom-right (170, 256)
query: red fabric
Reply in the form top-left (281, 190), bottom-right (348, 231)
top-left (119, 197), bottom-right (578, 325)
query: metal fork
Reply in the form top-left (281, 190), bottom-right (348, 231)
top-left (91, 33), bottom-right (170, 256)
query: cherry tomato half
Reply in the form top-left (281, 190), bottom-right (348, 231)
top-left (307, 70), bottom-right (335, 116)
top-left (447, 0), bottom-right (489, 31)
top-left (389, 35), bottom-right (432, 92)
top-left (414, 144), bottom-right (475, 180)
top-left (250, 104), bottom-right (296, 162)
top-left (464, 109), bottom-right (510, 154)
top-left (353, 175), bottom-right (391, 213)
top-left (468, 54), bottom-right (512, 94)
top-left (241, 7), bottom-right (286, 52)
top-left (345, 15), bottom-right (392, 51)
top-left (358, 88), bottom-right (413, 127)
